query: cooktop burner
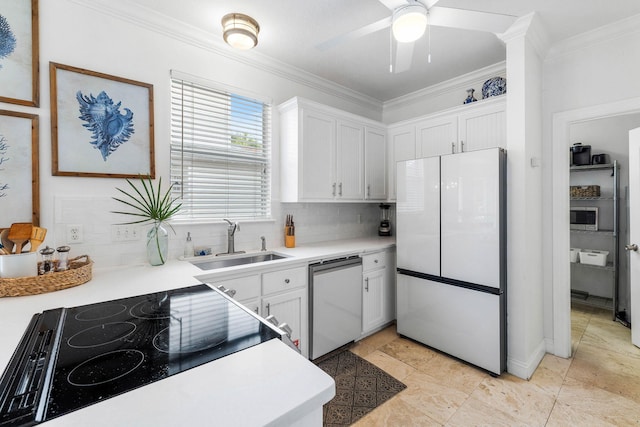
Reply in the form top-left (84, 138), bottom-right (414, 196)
top-left (0, 284), bottom-right (282, 426)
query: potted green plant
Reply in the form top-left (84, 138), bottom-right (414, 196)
top-left (112, 177), bottom-right (182, 265)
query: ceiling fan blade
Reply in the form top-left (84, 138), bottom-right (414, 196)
top-left (393, 41), bottom-right (415, 73)
top-left (378, 0), bottom-right (408, 11)
top-left (429, 6), bottom-right (516, 34)
top-left (316, 16), bottom-right (391, 51)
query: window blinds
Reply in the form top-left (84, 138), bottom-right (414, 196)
top-left (170, 77), bottom-right (271, 221)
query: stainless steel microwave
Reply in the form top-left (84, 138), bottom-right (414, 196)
top-left (570, 206), bottom-right (598, 231)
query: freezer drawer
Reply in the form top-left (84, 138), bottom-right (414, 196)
top-left (396, 274), bottom-right (505, 375)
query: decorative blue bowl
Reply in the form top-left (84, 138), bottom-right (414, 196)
top-left (482, 77), bottom-right (507, 99)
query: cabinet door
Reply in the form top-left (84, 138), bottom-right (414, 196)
top-left (387, 125), bottom-right (416, 200)
top-left (336, 119), bottom-right (364, 200)
top-left (262, 288), bottom-right (308, 357)
top-left (457, 101), bottom-right (506, 152)
top-left (416, 115), bottom-right (457, 157)
top-left (362, 268), bottom-right (386, 333)
top-left (365, 127), bottom-right (387, 200)
top-left (300, 108), bottom-right (336, 200)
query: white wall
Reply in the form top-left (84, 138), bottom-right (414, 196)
top-left (542, 15), bottom-right (640, 345)
top-left (1, 0), bottom-right (383, 267)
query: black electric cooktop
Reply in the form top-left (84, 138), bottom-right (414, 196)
top-left (0, 284), bottom-right (281, 426)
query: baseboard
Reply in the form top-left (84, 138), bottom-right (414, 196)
top-left (507, 339), bottom-right (546, 380)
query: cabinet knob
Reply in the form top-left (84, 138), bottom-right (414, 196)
top-left (374, 259), bottom-right (378, 263)
top-left (365, 277), bottom-right (369, 292)
top-left (332, 183), bottom-right (336, 196)
top-left (625, 243), bottom-right (638, 252)
top-left (284, 278), bottom-right (290, 284)
top-left (339, 182), bottom-right (343, 196)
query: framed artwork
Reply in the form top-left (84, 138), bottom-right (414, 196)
top-left (0, 0), bottom-right (39, 107)
top-left (50, 62), bottom-right (155, 179)
top-left (0, 110), bottom-right (39, 226)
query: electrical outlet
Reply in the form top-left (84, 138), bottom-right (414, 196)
top-left (66, 224), bottom-right (83, 244)
top-left (111, 225), bottom-right (141, 242)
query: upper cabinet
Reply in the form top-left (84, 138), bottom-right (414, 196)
top-left (387, 96), bottom-right (506, 200)
top-left (279, 97), bottom-right (387, 202)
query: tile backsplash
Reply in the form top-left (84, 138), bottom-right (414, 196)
top-left (53, 197), bottom-right (391, 267)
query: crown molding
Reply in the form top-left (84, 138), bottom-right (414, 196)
top-left (383, 61), bottom-right (506, 110)
top-left (498, 12), bottom-right (550, 60)
top-left (66, 0), bottom-right (383, 115)
top-left (546, 13), bottom-right (640, 62)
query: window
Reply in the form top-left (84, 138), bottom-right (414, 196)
top-left (170, 72), bottom-right (271, 221)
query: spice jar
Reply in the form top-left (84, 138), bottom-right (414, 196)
top-left (56, 246), bottom-right (71, 271)
top-left (39, 246), bottom-right (55, 275)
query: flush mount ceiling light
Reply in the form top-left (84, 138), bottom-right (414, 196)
top-left (392, 2), bottom-right (427, 43)
top-left (221, 13), bottom-right (260, 50)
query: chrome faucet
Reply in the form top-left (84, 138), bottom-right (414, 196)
top-left (260, 236), bottom-right (266, 251)
top-left (217, 219), bottom-right (245, 256)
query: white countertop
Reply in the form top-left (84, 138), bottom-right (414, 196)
top-left (0, 237), bottom-right (394, 426)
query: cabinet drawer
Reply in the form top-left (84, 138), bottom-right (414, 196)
top-left (262, 267), bottom-right (307, 295)
top-left (362, 252), bottom-right (386, 272)
top-left (209, 275), bottom-right (260, 301)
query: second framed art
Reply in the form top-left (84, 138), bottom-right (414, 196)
top-left (50, 62), bottom-right (155, 178)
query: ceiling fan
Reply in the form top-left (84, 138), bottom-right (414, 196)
top-left (317, 0), bottom-right (517, 73)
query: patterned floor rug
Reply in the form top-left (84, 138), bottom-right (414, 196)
top-left (315, 350), bottom-right (407, 426)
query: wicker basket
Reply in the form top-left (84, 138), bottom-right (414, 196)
top-left (0, 255), bottom-right (93, 297)
top-left (570, 185), bottom-right (601, 198)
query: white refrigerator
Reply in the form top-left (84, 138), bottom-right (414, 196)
top-left (396, 148), bottom-right (506, 375)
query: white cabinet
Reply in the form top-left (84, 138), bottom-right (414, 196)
top-left (299, 109), bottom-right (336, 200)
top-left (279, 97), bottom-right (387, 202)
top-left (262, 288), bottom-right (307, 357)
top-left (365, 126), bottom-right (387, 200)
top-left (361, 249), bottom-right (395, 336)
top-left (387, 124), bottom-right (416, 201)
top-left (336, 119), bottom-right (365, 199)
top-left (457, 100), bottom-right (506, 152)
top-left (262, 266), bottom-right (308, 357)
top-left (416, 115), bottom-right (457, 158)
top-left (416, 98), bottom-right (506, 158)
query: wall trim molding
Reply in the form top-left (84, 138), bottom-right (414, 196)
top-left (546, 13), bottom-right (640, 62)
top-left (507, 339), bottom-right (546, 380)
top-left (382, 61), bottom-right (506, 111)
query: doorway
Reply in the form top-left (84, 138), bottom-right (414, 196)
top-left (552, 98), bottom-right (640, 358)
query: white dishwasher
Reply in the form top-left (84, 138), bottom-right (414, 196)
top-left (309, 256), bottom-right (363, 360)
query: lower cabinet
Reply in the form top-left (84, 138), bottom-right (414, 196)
top-left (362, 268), bottom-right (386, 332)
top-left (361, 249), bottom-right (396, 336)
top-left (262, 288), bottom-right (308, 358)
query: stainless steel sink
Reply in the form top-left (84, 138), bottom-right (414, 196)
top-left (191, 252), bottom-right (289, 271)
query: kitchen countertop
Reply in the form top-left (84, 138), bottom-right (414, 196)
top-left (0, 237), bottom-right (394, 426)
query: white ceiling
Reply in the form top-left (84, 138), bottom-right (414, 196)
top-left (127, 0), bottom-right (640, 102)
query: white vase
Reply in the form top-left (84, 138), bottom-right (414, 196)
top-left (147, 223), bottom-right (169, 266)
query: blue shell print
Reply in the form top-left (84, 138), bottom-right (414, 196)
top-left (0, 14), bottom-right (17, 69)
top-left (76, 91), bottom-right (135, 161)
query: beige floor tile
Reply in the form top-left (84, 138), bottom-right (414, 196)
top-left (359, 325), bottom-right (399, 350)
top-left (412, 352), bottom-right (487, 395)
top-left (350, 340), bottom-right (376, 358)
top-left (353, 395), bottom-right (442, 427)
top-left (551, 377), bottom-right (640, 425)
top-left (446, 395), bottom-right (533, 427)
top-left (567, 343), bottom-right (640, 403)
top-left (363, 349), bottom-right (416, 381)
top-left (537, 353), bottom-right (572, 378)
top-left (379, 337), bottom-right (438, 369)
top-left (399, 370), bottom-right (470, 424)
top-left (470, 374), bottom-right (556, 426)
top-left (581, 316), bottom-right (640, 359)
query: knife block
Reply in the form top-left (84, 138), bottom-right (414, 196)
top-left (284, 230), bottom-right (295, 248)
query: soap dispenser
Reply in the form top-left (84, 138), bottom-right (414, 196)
top-left (184, 232), bottom-right (194, 258)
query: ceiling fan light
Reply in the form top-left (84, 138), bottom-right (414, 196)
top-left (222, 13), bottom-right (259, 50)
top-left (392, 4), bottom-right (427, 43)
